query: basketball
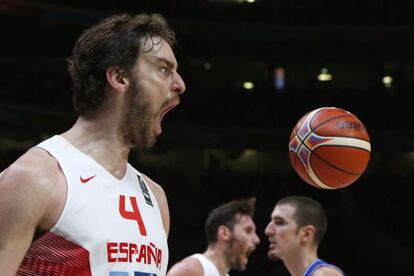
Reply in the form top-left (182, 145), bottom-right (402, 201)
top-left (289, 107), bottom-right (371, 189)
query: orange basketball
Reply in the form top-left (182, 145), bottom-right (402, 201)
top-left (289, 107), bottom-right (371, 189)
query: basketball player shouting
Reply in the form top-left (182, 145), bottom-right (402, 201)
top-left (167, 198), bottom-right (260, 276)
top-left (0, 13), bottom-right (185, 275)
top-left (265, 196), bottom-right (344, 276)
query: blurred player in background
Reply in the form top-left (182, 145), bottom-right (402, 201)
top-left (167, 198), bottom-right (260, 276)
top-left (265, 196), bottom-right (344, 276)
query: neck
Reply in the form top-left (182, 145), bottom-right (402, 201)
top-left (61, 115), bottom-right (130, 180)
top-left (203, 245), bottom-right (230, 276)
top-left (283, 247), bottom-right (318, 276)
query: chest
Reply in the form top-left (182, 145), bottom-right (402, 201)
top-left (59, 172), bottom-right (163, 239)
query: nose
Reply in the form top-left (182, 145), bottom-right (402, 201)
top-left (253, 232), bottom-right (260, 245)
top-left (172, 72), bottom-right (186, 94)
top-left (264, 222), bottom-right (273, 237)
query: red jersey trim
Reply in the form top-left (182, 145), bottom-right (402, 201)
top-left (17, 232), bottom-right (91, 276)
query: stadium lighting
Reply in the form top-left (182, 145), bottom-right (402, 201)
top-left (243, 81), bottom-right (254, 90)
top-left (382, 76), bottom-right (392, 88)
top-left (318, 68), bottom-right (332, 82)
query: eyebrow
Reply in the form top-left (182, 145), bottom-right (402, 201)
top-left (271, 215), bottom-right (284, 221)
top-left (153, 57), bottom-right (177, 70)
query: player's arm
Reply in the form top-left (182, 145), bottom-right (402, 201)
top-left (142, 175), bottom-right (170, 237)
top-left (313, 266), bottom-right (344, 276)
top-left (167, 258), bottom-right (203, 276)
top-left (0, 150), bottom-right (57, 275)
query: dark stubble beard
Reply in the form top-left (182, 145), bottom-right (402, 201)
top-left (121, 77), bottom-right (157, 148)
top-left (225, 235), bottom-right (247, 271)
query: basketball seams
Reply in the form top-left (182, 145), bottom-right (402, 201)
top-left (293, 152), bottom-right (320, 188)
top-left (290, 118), bottom-right (308, 171)
top-left (310, 146), bottom-right (367, 175)
top-left (307, 135), bottom-right (371, 151)
top-left (310, 110), bottom-right (370, 142)
top-left (311, 114), bottom-right (354, 133)
top-left (292, 133), bottom-right (371, 152)
top-left (316, 134), bottom-right (370, 143)
top-left (290, 135), bottom-right (300, 171)
top-left (310, 152), bottom-right (354, 188)
top-left (298, 112), bottom-right (356, 151)
top-left (294, 145), bottom-right (364, 188)
top-left (306, 154), bottom-right (334, 189)
top-left (289, 109), bottom-right (321, 164)
top-left (296, 108), bottom-right (321, 140)
top-left (314, 144), bottom-right (371, 153)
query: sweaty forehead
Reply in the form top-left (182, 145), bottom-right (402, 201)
top-left (140, 36), bottom-right (178, 68)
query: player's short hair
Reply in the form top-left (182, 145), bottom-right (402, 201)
top-left (277, 196), bottom-right (327, 245)
top-left (67, 13), bottom-right (175, 117)
top-left (205, 198), bottom-right (256, 244)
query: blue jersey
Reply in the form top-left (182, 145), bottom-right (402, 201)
top-left (303, 259), bottom-right (344, 276)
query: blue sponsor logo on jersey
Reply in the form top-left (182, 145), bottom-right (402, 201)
top-left (109, 272), bottom-right (129, 276)
top-left (135, 272), bottom-right (157, 276)
top-left (109, 272), bottom-right (157, 276)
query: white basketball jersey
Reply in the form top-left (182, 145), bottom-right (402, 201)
top-left (190, 254), bottom-right (230, 276)
top-left (17, 135), bottom-right (168, 276)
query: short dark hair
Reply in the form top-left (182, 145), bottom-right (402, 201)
top-left (205, 198), bottom-right (256, 244)
top-left (67, 13), bottom-right (175, 117)
top-left (277, 196), bottom-right (327, 245)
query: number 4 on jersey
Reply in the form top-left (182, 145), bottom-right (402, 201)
top-left (119, 195), bottom-right (147, 236)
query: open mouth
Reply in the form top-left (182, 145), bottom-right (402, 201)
top-left (245, 246), bottom-right (256, 258)
top-left (160, 99), bottom-right (179, 119)
top-left (268, 240), bottom-right (277, 249)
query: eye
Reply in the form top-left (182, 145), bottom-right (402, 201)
top-left (245, 227), bottom-right (253, 234)
top-left (160, 66), bottom-right (171, 77)
top-left (275, 219), bottom-right (285, 226)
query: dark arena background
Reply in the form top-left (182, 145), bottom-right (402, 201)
top-left (1, 0), bottom-right (413, 275)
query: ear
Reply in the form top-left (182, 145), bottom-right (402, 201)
top-left (299, 225), bottom-right (315, 244)
top-left (217, 225), bottom-right (231, 242)
top-left (106, 66), bottom-right (130, 93)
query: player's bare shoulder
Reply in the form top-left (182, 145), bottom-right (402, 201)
top-left (313, 266), bottom-right (344, 276)
top-left (167, 257), bottom-right (204, 276)
top-left (0, 146), bottom-right (67, 273)
top-left (1, 147), bottom-right (63, 193)
top-left (0, 147), bottom-right (66, 231)
top-left (140, 174), bottom-right (166, 199)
